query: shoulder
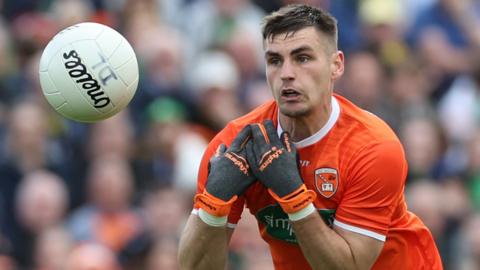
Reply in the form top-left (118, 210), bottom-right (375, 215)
top-left (331, 94), bottom-right (406, 176)
top-left (334, 94), bottom-right (400, 145)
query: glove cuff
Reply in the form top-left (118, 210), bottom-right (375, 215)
top-left (268, 184), bottom-right (316, 214)
top-left (194, 191), bottom-right (237, 217)
top-left (288, 202), bottom-right (315, 221)
top-left (198, 208), bottom-right (228, 226)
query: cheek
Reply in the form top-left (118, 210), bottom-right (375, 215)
top-left (312, 66), bottom-right (331, 85)
top-left (265, 69), bottom-right (277, 91)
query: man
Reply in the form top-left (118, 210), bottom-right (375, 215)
top-left (178, 4), bottom-right (443, 270)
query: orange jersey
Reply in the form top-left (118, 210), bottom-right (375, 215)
top-left (194, 94), bottom-right (442, 270)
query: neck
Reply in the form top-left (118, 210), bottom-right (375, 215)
top-left (279, 99), bottom-right (332, 142)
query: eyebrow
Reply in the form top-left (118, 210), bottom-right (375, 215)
top-left (291, 46), bottom-right (314, 55)
top-left (265, 45), bottom-right (314, 58)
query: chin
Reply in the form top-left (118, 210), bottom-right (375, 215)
top-left (279, 104), bottom-right (311, 118)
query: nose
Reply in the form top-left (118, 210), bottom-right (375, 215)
top-left (280, 60), bottom-right (295, 81)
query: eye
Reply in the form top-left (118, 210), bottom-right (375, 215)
top-left (296, 55), bottom-right (310, 63)
top-left (267, 57), bottom-right (282, 66)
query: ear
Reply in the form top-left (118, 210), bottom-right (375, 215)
top-left (330, 51), bottom-right (345, 81)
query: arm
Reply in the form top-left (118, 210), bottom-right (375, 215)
top-left (178, 214), bottom-right (235, 270)
top-left (292, 212), bottom-right (383, 270)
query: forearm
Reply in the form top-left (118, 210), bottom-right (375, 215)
top-left (292, 212), bottom-right (359, 270)
top-left (178, 213), bottom-right (229, 270)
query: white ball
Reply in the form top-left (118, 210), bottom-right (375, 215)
top-left (39, 22), bottom-right (139, 122)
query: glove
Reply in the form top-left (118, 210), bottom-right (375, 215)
top-left (195, 125), bottom-right (256, 218)
top-left (247, 120), bottom-right (316, 214)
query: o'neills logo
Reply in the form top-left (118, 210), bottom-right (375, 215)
top-left (63, 50), bottom-right (111, 108)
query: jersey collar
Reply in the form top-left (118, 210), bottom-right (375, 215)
top-left (277, 96), bottom-right (340, 148)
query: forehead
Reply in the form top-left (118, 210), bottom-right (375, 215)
top-left (264, 27), bottom-right (325, 53)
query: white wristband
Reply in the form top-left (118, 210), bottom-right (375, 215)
top-left (198, 208), bottom-right (228, 227)
top-left (288, 203), bottom-right (315, 221)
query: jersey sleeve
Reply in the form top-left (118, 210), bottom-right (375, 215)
top-left (334, 140), bottom-right (408, 241)
top-left (193, 124), bottom-right (246, 226)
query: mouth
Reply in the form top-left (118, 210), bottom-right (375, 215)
top-left (281, 88), bottom-right (301, 100)
top-left (281, 88), bottom-right (300, 97)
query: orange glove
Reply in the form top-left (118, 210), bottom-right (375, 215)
top-left (247, 120), bottom-right (316, 215)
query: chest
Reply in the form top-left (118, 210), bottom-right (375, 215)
top-left (245, 144), bottom-right (352, 218)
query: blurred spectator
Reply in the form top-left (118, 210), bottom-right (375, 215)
top-left (65, 243), bottom-right (121, 270)
top-left (0, 254), bottom-right (15, 270)
top-left (155, 0), bottom-right (189, 27)
top-left (385, 58), bottom-right (435, 131)
top-left (407, 178), bottom-right (470, 269)
top-left (223, 24), bottom-right (264, 99)
top-left (2, 0), bottom-right (49, 20)
top-left (181, 0), bottom-right (265, 62)
top-left (440, 177), bottom-right (472, 270)
top-left (399, 116), bottom-right (447, 181)
top-left (404, 0), bottom-right (437, 26)
top-left (280, 0), bottom-right (327, 8)
top-left (0, 100), bottom-right (60, 173)
top-left (0, 19), bottom-right (19, 105)
top-left (34, 226), bottom-right (73, 270)
top-left (145, 237), bottom-right (179, 270)
top-left (69, 111), bottom-right (136, 205)
top-left (189, 50), bottom-right (244, 132)
top-left (118, 186), bottom-right (190, 269)
top-left (67, 155), bottom-right (143, 254)
top-left (338, 50), bottom-right (391, 120)
top-left (406, 0), bottom-right (480, 102)
top-left (127, 21), bottom-right (197, 132)
top-left (251, 0), bottom-right (282, 13)
top-left (408, 0), bottom-right (480, 50)
top-left (86, 111), bottom-right (134, 161)
top-left (455, 213), bottom-right (480, 269)
top-left (466, 130), bottom-right (480, 210)
top-left (406, 180), bottom-right (446, 243)
top-left (358, 0), bottom-right (409, 69)
top-left (0, 232), bottom-right (15, 270)
top-left (9, 12), bottom-right (56, 69)
top-left (49, 0), bottom-right (94, 29)
top-left (142, 186), bottom-right (189, 240)
top-left (0, 100), bottom-right (69, 267)
top-left (326, 0), bottom-right (362, 53)
top-left (438, 55), bottom-right (480, 145)
top-left (441, 177), bottom-right (471, 225)
top-left (12, 169), bottom-right (69, 268)
top-left (243, 80), bottom-right (273, 111)
top-left (135, 97), bottom-right (209, 191)
top-left (16, 170), bottom-right (68, 234)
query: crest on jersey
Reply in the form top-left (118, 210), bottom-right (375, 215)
top-left (314, 168), bottom-right (338, 198)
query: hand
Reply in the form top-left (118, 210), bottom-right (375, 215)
top-left (247, 120), bottom-right (316, 214)
top-left (195, 125), bottom-right (256, 217)
top-left (248, 120), bottom-right (302, 196)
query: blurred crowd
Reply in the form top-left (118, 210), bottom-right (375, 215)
top-left (0, 0), bottom-right (480, 269)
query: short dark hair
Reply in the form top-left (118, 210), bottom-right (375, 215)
top-left (262, 4), bottom-right (338, 49)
